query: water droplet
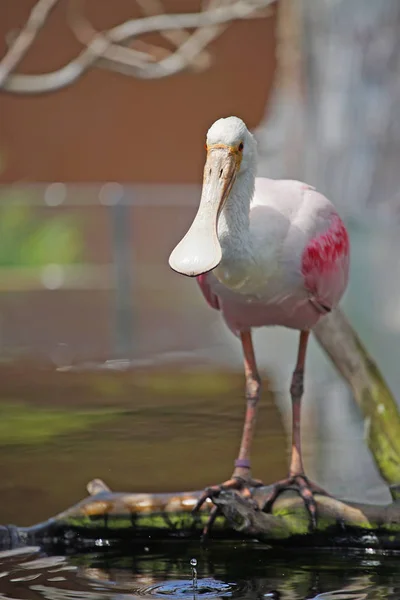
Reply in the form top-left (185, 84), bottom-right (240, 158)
top-left (190, 558), bottom-right (198, 592)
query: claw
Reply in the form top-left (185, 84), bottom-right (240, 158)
top-left (201, 505), bottom-right (220, 542)
top-left (262, 475), bottom-right (329, 530)
top-left (193, 477), bottom-right (240, 514)
top-left (193, 474), bottom-right (264, 538)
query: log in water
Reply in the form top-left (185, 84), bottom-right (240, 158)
top-left (2, 477), bottom-right (400, 553)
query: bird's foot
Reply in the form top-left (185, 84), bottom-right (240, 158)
top-left (261, 474), bottom-right (329, 530)
top-left (193, 468), bottom-right (264, 540)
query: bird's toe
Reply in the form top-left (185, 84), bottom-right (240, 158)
top-left (261, 475), bottom-right (330, 530)
top-left (193, 473), bottom-right (264, 540)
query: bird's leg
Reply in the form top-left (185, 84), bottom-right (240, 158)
top-left (262, 330), bottom-right (329, 529)
top-left (231, 330), bottom-right (263, 486)
top-left (289, 330), bottom-right (309, 478)
top-left (193, 331), bottom-right (263, 536)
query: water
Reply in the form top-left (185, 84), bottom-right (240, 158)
top-left (1, 360), bottom-right (398, 599)
top-left (1, 542), bottom-right (400, 600)
top-left (0, 361), bottom-right (287, 527)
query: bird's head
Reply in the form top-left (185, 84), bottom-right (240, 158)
top-left (169, 116), bottom-right (256, 277)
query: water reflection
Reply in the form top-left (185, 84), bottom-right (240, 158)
top-left (1, 544), bottom-right (400, 600)
top-left (0, 361), bottom-right (286, 527)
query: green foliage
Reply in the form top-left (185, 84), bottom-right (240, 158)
top-left (0, 193), bottom-right (83, 267)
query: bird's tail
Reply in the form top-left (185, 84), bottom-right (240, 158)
top-left (313, 307), bottom-right (400, 496)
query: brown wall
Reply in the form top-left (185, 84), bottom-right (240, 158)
top-left (0, 0), bottom-right (278, 183)
top-left (0, 1), bottom-right (278, 363)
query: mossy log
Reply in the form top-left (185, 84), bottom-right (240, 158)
top-left (215, 486), bottom-right (400, 551)
top-left (3, 478), bottom-right (400, 553)
top-left (314, 308), bottom-right (400, 490)
top-left (0, 479), bottom-right (237, 552)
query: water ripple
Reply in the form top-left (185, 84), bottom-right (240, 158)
top-left (135, 578), bottom-right (235, 599)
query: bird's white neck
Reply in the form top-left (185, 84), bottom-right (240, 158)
top-left (218, 169), bottom-right (254, 239)
top-left (214, 167), bottom-right (256, 291)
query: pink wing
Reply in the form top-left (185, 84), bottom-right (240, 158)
top-left (301, 214), bottom-right (350, 312)
top-left (196, 274), bottom-right (220, 310)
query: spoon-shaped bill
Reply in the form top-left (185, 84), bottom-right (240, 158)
top-left (169, 148), bottom-right (237, 277)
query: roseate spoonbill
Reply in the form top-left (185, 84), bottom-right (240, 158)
top-left (168, 116), bottom-right (350, 533)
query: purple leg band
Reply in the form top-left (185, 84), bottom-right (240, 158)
top-left (235, 458), bottom-right (251, 469)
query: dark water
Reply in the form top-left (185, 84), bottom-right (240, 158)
top-left (1, 542), bottom-right (400, 600)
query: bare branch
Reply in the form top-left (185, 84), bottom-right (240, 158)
top-left (134, 0), bottom-right (231, 80)
top-left (135, 6), bottom-right (228, 80)
top-left (0, 0), bottom-right (60, 87)
top-left (66, 0), bottom-right (267, 79)
top-left (135, 0), bottom-right (213, 72)
top-left (0, 0), bottom-right (275, 95)
top-left (67, 0), bottom-right (229, 78)
top-left (67, 0), bottom-right (153, 70)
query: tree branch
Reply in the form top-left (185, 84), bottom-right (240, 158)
top-left (0, 0), bottom-right (60, 87)
top-left (66, 0), bottom-right (223, 77)
top-left (0, 0), bottom-right (275, 95)
top-left (134, 0), bottom-right (216, 71)
top-left (214, 487), bottom-right (400, 550)
top-left (4, 479), bottom-right (400, 552)
top-left (314, 308), bottom-right (400, 490)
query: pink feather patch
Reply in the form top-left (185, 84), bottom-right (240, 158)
top-left (301, 215), bottom-right (349, 304)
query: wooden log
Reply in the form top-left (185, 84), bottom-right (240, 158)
top-left (3, 479), bottom-right (400, 552)
top-left (215, 486), bottom-right (400, 551)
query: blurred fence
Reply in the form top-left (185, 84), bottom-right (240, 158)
top-left (2, 181), bottom-right (400, 374)
top-left (0, 183), bottom-right (217, 364)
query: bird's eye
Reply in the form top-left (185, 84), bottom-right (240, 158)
top-left (238, 142), bottom-right (244, 151)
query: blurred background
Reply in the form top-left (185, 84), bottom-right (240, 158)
top-left (0, 0), bottom-right (400, 526)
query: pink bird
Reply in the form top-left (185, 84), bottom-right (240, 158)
top-left (169, 116), bottom-right (350, 533)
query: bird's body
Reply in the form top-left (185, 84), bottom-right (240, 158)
top-left (169, 116), bottom-right (350, 534)
top-left (197, 177), bottom-right (349, 334)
